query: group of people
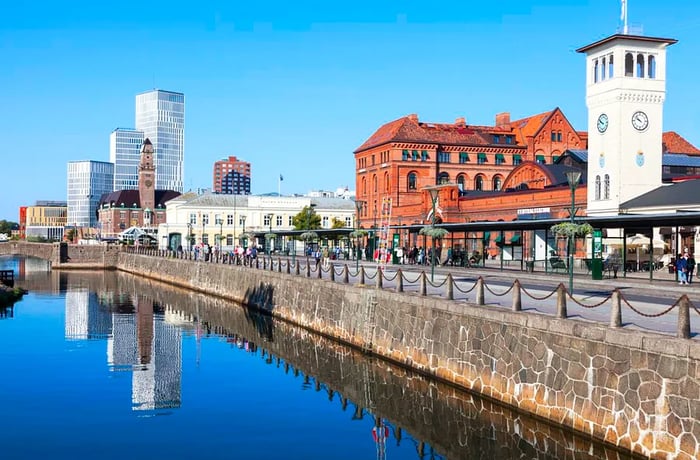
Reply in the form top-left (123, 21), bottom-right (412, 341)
top-left (675, 250), bottom-right (696, 285)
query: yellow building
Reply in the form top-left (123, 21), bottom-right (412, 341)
top-left (25, 200), bottom-right (67, 241)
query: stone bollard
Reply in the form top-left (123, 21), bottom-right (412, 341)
top-left (256, 258), bottom-right (260, 269)
top-left (476, 277), bottom-right (485, 305)
top-left (263, 258), bottom-right (267, 270)
top-left (343, 265), bottom-right (349, 284)
top-left (359, 267), bottom-right (365, 285)
top-left (278, 257), bottom-right (282, 272)
top-left (396, 269), bottom-right (403, 293)
top-left (330, 264), bottom-right (335, 282)
top-left (286, 260), bottom-right (291, 274)
top-left (556, 284), bottom-right (568, 319)
top-left (317, 262), bottom-right (323, 279)
top-left (445, 273), bottom-right (454, 300)
top-left (420, 272), bottom-right (427, 296)
top-left (306, 258), bottom-right (311, 277)
top-left (610, 289), bottom-right (622, 328)
top-left (376, 267), bottom-right (383, 289)
top-left (678, 295), bottom-right (691, 339)
top-left (512, 279), bottom-right (522, 312)
top-left (295, 261), bottom-right (300, 276)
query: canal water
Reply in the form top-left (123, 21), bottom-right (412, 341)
top-left (0, 256), bottom-right (637, 460)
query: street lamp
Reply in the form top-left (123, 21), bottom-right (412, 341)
top-left (266, 213), bottom-right (274, 265)
top-left (427, 188), bottom-right (440, 282)
top-left (241, 215), bottom-right (247, 248)
top-left (354, 200), bottom-right (366, 272)
top-left (216, 215), bottom-right (223, 249)
top-left (565, 170), bottom-right (582, 294)
top-left (187, 222), bottom-right (193, 250)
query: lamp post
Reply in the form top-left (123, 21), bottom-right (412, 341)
top-left (266, 213), bottom-right (274, 265)
top-left (217, 216), bottom-right (223, 249)
top-left (241, 215), bottom-right (247, 248)
top-left (355, 200), bottom-right (366, 272)
top-left (427, 188), bottom-right (440, 282)
top-left (565, 170), bottom-right (582, 294)
top-left (187, 222), bottom-right (193, 250)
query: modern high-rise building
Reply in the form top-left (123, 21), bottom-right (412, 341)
top-left (110, 128), bottom-right (144, 191)
top-left (135, 89), bottom-right (185, 192)
top-left (67, 160), bottom-right (114, 228)
top-left (213, 155), bottom-right (251, 194)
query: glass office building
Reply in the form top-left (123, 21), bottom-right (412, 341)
top-left (67, 161), bottom-right (115, 228)
top-left (135, 90), bottom-right (185, 192)
top-left (110, 128), bottom-right (144, 191)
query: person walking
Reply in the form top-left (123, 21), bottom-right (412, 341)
top-left (676, 253), bottom-right (688, 285)
top-left (687, 252), bottom-right (696, 284)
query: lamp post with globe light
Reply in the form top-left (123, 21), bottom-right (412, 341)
top-left (565, 170), bottom-right (582, 294)
top-left (354, 200), bottom-right (366, 272)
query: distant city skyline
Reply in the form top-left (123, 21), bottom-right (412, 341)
top-left (2, 0), bottom-right (700, 220)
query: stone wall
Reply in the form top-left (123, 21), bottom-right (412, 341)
top-left (117, 253), bottom-right (700, 459)
top-left (0, 241), bottom-right (120, 268)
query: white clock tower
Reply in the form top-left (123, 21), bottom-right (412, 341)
top-left (577, 33), bottom-right (676, 216)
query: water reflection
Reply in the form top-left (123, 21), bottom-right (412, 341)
top-left (8, 267), bottom-right (636, 460)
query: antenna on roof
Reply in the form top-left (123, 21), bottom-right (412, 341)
top-left (621, 0), bottom-right (629, 34)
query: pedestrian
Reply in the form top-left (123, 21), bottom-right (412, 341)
top-left (687, 252), bottom-right (696, 284)
top-left (676, 253), bottom-right (688, 285)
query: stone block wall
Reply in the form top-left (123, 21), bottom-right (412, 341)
top-left (117, 253), bottom-right (699, 459)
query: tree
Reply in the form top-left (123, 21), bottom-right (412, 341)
top-left (331, 217), bottom-right (346, 229)
top-left (292, 206), bottom-right (321, 230)
top-left (0, 220), bottom-right (18, 235)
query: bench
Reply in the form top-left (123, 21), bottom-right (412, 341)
top-left (549, 257), bottom-right (567, 272)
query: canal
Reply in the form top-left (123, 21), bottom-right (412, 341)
top-left (0, 256), bottom-right (639, 459)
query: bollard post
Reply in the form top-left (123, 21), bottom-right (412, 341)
top-left (510, 279), bottom-right (522, 311)
top-left (343, 265), bottom-right (349, 284)
top-left (295, 260), bottom-right (300, 276)
top-left (420, 272), bottom-right (427, 296)
top-left (556, 284), bottom-right (568, 319)
top-left (396, 269), bottom-right (403, 293)
top-left (359, 266), bottom-right (365, 285)
top-left (610, 289), bottom-right (622, 328)
top-left (376, 267), bottom-right (383, 289)
top-left (330, 264), bottom-right (335, 282)
top-left (445, 273), bottom-right (454, 300)
top-left (678, 295), bottom-right (691, 339)
top-left (317, 262), bottom-right (323, 279)
top-left (286, 260), bottom-right (291, 274)
top-left (256, 258), bottom-right (259, 269)
top-left (278, 257), bottom-right (282, 272)
top-left (476, 277), bottom-right (485, 305)
top-left (306, 259), bottom-right (311, 277)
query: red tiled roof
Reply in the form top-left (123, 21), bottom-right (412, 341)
top-left (662, 131), bottom-right (700, 155)
top-left (510, 109), bottom-right (556, 145)
top-left (355, 115), bottom-right (515, 153)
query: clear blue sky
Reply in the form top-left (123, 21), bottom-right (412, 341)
top-left (2, 0), bottom-right (699, 221)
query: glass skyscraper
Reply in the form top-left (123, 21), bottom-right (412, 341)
top-left (110, 128), bottom-right (144, 191)
top-left (67, 160), bottom-right (114, 228)
top-left (135, 90), bottom-right (185, 192)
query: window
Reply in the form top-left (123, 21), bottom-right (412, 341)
top-left (438, 172), bottom-right (449, 184)
top-left (421, 150), bottom-right (428, 161)
top-left (276, 215), bottom-right (283, 226)
top-left (625, 53), bottom-right (634, 77)
top-left (438, 151), bottom-right (450, 163)
top-left (226, 234), bottom-right (233, 246)
top-left (513, 154), bottom-right (522, 165)
top-left (459, 152), bottom-right (469, 164)
top-left (371, 155), bottom-right (375, 165)
top-left (407, 172), bottom-right (417, 190)
top-left (477, 152), bottom-right (487, 164)
top-left (402, 149), bottom-right (409, 161)
top-left (457, 174), bottom-right (466, 190)
top-left (557, 131), bottom-right (562, 142)
top-left (345, 217), bottom-right (352, 227)
top-left (322, 216), bottom-right (329, 228)
top-left (636, 54), bottom-right (645, 78)
top-left (595, 175), bottom-right (601, 200)
top-left (493, 176), bottom-right (502, 191)
top-left (189, 213), bottom-right (197, 224)
top-left (536, 155), bottom-right (546, 164)
top-left (475, 175), bottom-right (484, 191)
top-left (202, 214), bottom-right (209, 225)
top-left (362, 177), bottom-right (367, 195)
top-left (552, 155), bottom-right (560, 163)
top-left (505, 135), bottom-right (514, 145)
top-left (594, 59), bottom-right (599, 83)
top-left (239, 215), bottom-right (246, 226)
top-left (551, 131), bottom-right (556, 141)
top-left (202, 234), bottom-right (209, 244)
top-left (288, 216), bottom-right (293, 226)
top-left (495, 154), bottom-right (505, 165)
top-left (373, 174), bottom-right (377, 193)
top-left (604, 174), bottom-right (610, 199)
top-left (601, 57), bottom-right (606, 80)
top-left (264, 215), bottom-right (272, 226)
top-left (608, 54), bottom-right (614, 77)
top-left (214, 214), bottom-right (222, 225)
top-left (227, 214), bottom-right (234, 225)
top-left (492, 135), bottom-right (501, 144)
top-left (384, 172), bottom-right (390, 193)
top-left (411, 150), bottom-right (418, 161)
top-left (648, 55), bottom-right (656, 78)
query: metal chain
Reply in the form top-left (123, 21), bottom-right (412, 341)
top-left (690, 299), bottom-right (700, 316)
top-left (402, 273), bottom-right (423, 284)
top-left (426, 277), bottom-right (448, 288)
top-left (382, 271), bottom-right (400, 282)
top-left (483, 282), bottom-right (514, 297)
top-left (453, 280), bottom-right (478, 294)
top-left (619, 292), bottom-right (679, 317)
top-left (566, 292), bottom-right (612, 309)
top-left (364, 270), bottom-right (377, 280)
top-left (520, 285), bottom-right (558, 301)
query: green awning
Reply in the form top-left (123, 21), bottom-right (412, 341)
top-left (513, 154), bottom-right (522, 161)
top-left (495, 153), bottom-right (505, 161)
top-left (494, 235), bottom-right (504, 243)
top-left (536, 155), bottom-right (545, 163)
top-left (477, 152), bottom-right (487, 160)
top-left (483, 231), bottom-right (491, 241)
top-left (510, 234), bottom-right (521, 244)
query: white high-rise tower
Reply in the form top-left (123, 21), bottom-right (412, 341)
top-left (135, 90), bottom-right (185, 192)
top-left (577, 33), bottom-right (676, 216)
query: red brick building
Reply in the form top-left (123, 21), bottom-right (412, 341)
top-left (213, 155), bottom-right (251, 195)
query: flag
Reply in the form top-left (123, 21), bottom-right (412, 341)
top-left (280, 174), bottom-right (284, 181)
top-left (620, 0), bottom-right (626, 21)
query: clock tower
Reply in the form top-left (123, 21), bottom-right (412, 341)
top-left (138, 138), bottom-right (156, 225)
top-left (577, 33), bottom-right (676, 216)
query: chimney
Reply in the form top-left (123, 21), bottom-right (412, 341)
top-left (407, 113), bottom-right (418, 122)
top-left (495, 112), bottom-right (511, 128)
top-left (455, 117), bottom-right (466, 127)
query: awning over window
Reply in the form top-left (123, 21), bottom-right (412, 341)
top-left (495, 153), bottom-right (505, 161)
top-left (494, 235), bottom-right (504, 244)
top-left (510, 234), bottom-right (521, 244)
top-left (536, 155), bottom-right (545, 163)
top-left (477, 152), bottom-right (487, 160)
top-left (483, 231), bottom-right (491, 241)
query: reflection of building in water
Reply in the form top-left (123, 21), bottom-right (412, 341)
top-left (108, 295), bottom-right (182, 410)
top-left (65, 288), bottom-right (112, 340)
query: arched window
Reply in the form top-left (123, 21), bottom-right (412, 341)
top-left (604, 174), bottom-right (610, 199)
top-left (407, 172), bottom-right (417, 191)
top-left (608, 55), bottom-right (614, 77)
top-left (492, 176), bottom-right (502, 191)
top-left (362, 177), bottom-right (367, 195)
top-left (601, 57), bottom-right (606, 80)
top-left (593, 59), bottom-right (599, 83)
top-left (475, 175), bottom-right (484, 191)
top-left (595, 175), bottom-right (601, 200)
top-left (636, 54), bottom-right (645, 78)
top-left (384, 171), bottom-right (390, 193)
top-left (625, 53), bottom-right (634, 76)
top-left (438, 172), bottom-right (449, 184)
top-left (457, 174), bottom-right (466, 191)
top-left (372, 174), bottom-right (377, 193)
top-left (648, 55), bottom-right (656, 78)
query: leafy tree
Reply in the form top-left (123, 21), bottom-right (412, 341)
top-left (292, 206), bottom-right (321, 230)
top-left (0, 220), bottom-right (18, 235)
top-left (331, 217), bottom-right (346, 229)
top-left (65, 228), bottom-right (77, 243)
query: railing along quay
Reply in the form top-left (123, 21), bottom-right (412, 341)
top-left (125, 246), bottom-right (699, 339)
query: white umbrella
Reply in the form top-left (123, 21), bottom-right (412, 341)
top-left (625, 234), bottom-right (668, 248)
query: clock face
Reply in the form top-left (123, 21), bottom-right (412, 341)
top-left (631, 111), bottom-right (649, 131)
top-left (597, 114), bottom-right (608, 133)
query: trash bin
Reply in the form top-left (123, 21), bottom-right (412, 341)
top-left (525, 260), bottom-right (534, 272)
top-left (591, 258), bottom-right (603, 280)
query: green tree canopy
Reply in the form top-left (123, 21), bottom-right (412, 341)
top-left (331, 217), bottom-right (346, 229)
top-left (292, 206), bottom-right (321, 230)
top-left (0, 220), bottom-right (18, 235)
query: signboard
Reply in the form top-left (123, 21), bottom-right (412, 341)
top-left (593, 230), bottom-right (603, 259)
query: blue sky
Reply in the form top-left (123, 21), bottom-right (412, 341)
top-left (2, 0), bottom-right (699, 221)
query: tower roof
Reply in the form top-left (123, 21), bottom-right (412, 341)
top-left (576, 34), bottom-right (677, 54)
